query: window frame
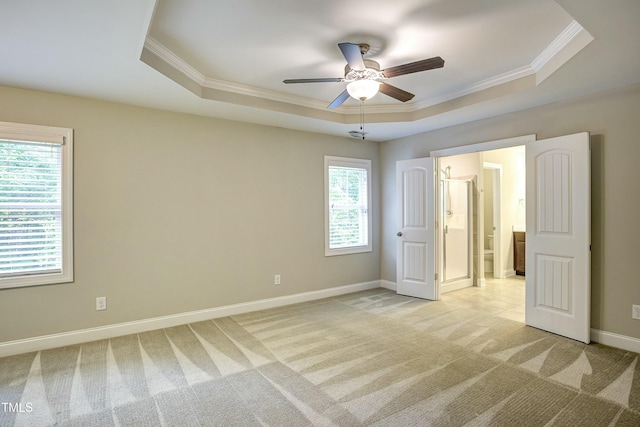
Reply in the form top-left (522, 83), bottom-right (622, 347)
top-left (0, 121), bottom-right (74, 289)
top-left (324, 155), bottom-right (372, 256)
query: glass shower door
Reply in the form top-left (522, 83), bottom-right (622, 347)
top-left (442, 179), bottom-right (471, 283)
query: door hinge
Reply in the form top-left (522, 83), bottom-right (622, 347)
top-left (435, 220), bottom-right (438, 229)
top-left (434, 273), bottom-right (438, 281)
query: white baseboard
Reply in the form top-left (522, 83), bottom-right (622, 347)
top-left (362, 283), bottom-right (640, 353)
top-left (590, 328), bottom-right (640, 353)
top-left (381, 280), bottom-right (397, 291)
top-left (0, 280), bottom-right (381, 358)
top-left (5, 281), bottom-right (636, 357)
top-left (505, 269), bottom-right (517, 277)
top-left (441, 279), bottom-right (473, 294)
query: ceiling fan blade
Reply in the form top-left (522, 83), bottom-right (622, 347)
top-left (382, 56), bottom-right (444, 78)
top-left (283, 78), bottom-right (343, 84)
top-left (379, 82), bottom-right (415, 102)
top-left (338, 43), bottom-right (366, 71)
top-left (327, 89), bottom-right (350, 109)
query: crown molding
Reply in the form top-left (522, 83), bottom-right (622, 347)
top-left (412, 20), bottom-right (589, 111)
top-left (144, 36), bottom-right (206, 86)
top-left (532, 20), bottom-right (585, 72)
top-left (414, 65), bottom-right (536, 111)
top-left (201, 76), bottom-right (329, 110)
top-left (142, 20), bottom-right (591, 121)
top-left (144, 37), bottom-right (328, 111)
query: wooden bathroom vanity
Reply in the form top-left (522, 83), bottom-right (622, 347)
top-left (514, 231), bottom-right (526, 275)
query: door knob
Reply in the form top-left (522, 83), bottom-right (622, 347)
top-left (397, 232), bottom-right (403, 237)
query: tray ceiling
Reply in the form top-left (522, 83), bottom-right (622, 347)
top-left (1, 1), bottom-right (639, 141)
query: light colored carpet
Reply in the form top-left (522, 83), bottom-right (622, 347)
top-left (1, 288), bottom-right (639, 426)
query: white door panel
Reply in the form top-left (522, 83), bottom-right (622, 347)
top-left (396, 158), bottom-right (437, 300)
top-left (525, 132), bottom-right (590, 343)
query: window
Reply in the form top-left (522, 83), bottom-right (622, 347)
top-left (0, 122), bottom-right (73, 289)
top-left (324, 156), bottom-right (372, 256)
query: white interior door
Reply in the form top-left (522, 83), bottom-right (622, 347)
top-left (396, 158), bottom-right (438, 300)
top-left (525, 132), bottom-right (591, 343)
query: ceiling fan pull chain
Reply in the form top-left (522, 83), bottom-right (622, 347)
top-left (360, 100), bottom-right (365, 140)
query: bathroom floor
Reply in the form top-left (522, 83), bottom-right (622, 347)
top-left (441, 275), bottom-right (526, 322)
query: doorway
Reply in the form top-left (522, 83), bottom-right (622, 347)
top-left (436, 144), bottom-right (526, 296)
top-left (483, 162), bottom-right (502, 281)
top-left (396, 133), bottom-right (591, 343)
top-left (443, 155), bottom-right (526, 322)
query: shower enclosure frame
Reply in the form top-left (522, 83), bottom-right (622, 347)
top-left (439, 177), bottom-right (474, 293)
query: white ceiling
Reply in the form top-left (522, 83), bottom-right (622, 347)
top-left (1, 0), bottom-right (639, 142)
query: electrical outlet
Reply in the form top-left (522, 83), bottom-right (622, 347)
top-left (96, 296), bottom-right (107, 311)
top-left (274, 274), bottom-right (281, 285)
top-left (632, 304), bottom-right (640, 320)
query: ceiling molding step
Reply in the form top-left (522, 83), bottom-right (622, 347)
top-left (140, 19), bottom-right (592, 126)
top-left (144, 36), bottom-right (431, 116)
top-left (141, 35), bottom-right (537, 126)
top-left (339, 102), bottom-right (417, 115)
top-left (201, 76), bottom-right (328, 110)
top-left (413, 20), bottom-right (591, 111)
top-left (411, 74), bottom-right (538, 122)
top-left (197, 85), bottom-right (350, 124)
top-left (140, 44), bottom-right (204, 98)
top-left (415, 65), bottom-right (536, 111)
top-left (533, 21), bottom-right (594, 84)
top-left (143, 36), bottom-right (206, 86)
top-left (531, 20), bottom-right (586, 72)
top-left (142, 34), bottom-right (535, 118)
top-left (143, 36), bottom-right (330, 111)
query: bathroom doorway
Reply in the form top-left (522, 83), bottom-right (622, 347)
top-left (483, 162), bottom-right (502, 280)
top-left (436, 144), bottom-right (526, 295)
top-left (400, 133), bottom-right (591, 342)
top-left (434, 145), bottom-right (526, 323)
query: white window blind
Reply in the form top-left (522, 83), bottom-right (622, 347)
top-left (0, 141), bottom-right (63, 276)
top-left (0, 121), bottom-right (73, 289)
top-left (325, 156), bottom-right (372, 256)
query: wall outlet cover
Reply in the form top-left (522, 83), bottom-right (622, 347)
top-left (96, 297), bottom-right (107, 311)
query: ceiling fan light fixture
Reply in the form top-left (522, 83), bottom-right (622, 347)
top-left (283, 42), bottom-right (444, 110)
top-left (346, 79), bottom-right (380, 101)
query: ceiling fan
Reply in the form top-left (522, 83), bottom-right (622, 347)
top-left (283, 42), bottom-right (444, 109)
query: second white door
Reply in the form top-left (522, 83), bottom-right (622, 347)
top-left (525, 132), bottom-right (591, 343)
top-left (396, 157), bottom-right (437, 300)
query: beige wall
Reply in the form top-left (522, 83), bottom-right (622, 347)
top-left (381, 82), bottom-right (640, 340)
top-left (0, 86), bottom-right (380, 343)
top-left (2, 81), bottom-right (639, 344)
